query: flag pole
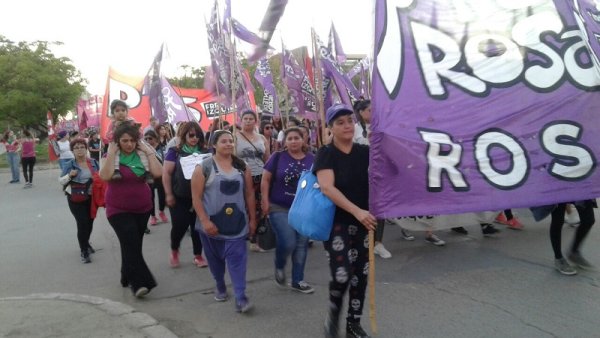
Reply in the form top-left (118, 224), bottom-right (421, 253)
top-left (280, 39), bottom-right (291, 126)
top-left (311, 27), bottom-right (327, 146)
top-left (204, 13), bottom-right (225, 130)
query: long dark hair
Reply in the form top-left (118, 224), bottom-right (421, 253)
top-left (176, 122), bottom-right (205, 152)
top-left (212, 130), bottom-right (247, 171)
top-left (353, 99), bottom-right (371, 138)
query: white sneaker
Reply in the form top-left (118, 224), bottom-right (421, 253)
top-left (425, 234), bottom-right (445, 246)
top-left (564, 210), bottom-right (580, 226)
top-left (374, 243), bottom-right (392, 259)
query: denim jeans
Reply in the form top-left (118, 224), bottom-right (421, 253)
top-left (269, 210), bottom-right (309, 285)
top-left (7, 152), bottom-right (20, 181)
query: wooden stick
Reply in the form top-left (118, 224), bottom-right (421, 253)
top-left (368, 230), bottom-right (377, 335)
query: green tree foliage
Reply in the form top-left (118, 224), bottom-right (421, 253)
top-left (168, 65), bottom-right (206, 89)
top-left (0, 36), bottom-right (86, 129)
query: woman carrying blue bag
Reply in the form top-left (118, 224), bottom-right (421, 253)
top-left (314, 104), bottom-right (377, 338)
top-left (261, 127), bottom-right (315, 294)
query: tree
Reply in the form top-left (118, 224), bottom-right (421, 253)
top-left (0, 36), bottom-right (86, 131)
top-left (168, 65), bottom-right (206, 89)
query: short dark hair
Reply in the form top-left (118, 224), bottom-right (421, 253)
top-left (241, 110), bottom-right (257, 121)
top-left (70, 138), bottom-right (87, 151)
top-left (113, 123), bottom-right (140, 143)
top-left (144, 130), bottom-right (158, 139)
top-left (110, 100), bottom-right (128, 114)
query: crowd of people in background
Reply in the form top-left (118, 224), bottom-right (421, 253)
top-left (1, 98), bottom-right (596, 338)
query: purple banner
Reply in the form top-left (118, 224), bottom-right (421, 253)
top-left (371, 0), bottom-right (600, 218)
top-left (282, 49), bottom-right (317, 118)
top-left (254, 57), bottom-right (280, 116)
top-left (328, 23), bottom-right (347, 63)
top-left (142, 44), bottom-right (193, 124)
top-left (315, 33), bottom-right (360, 107)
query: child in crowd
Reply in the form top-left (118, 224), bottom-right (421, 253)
top-left (104, 100), bottom-right (152, 183)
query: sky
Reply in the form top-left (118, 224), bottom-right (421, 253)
top-left (0, 0), bottom-right (372, 95)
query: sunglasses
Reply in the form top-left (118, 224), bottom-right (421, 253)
top-left (188, 133), bottom-right (199, 138)
top-left (144, 137), bottom-right (154, 141)
top-left (264, 126), bottom-right (273, 130)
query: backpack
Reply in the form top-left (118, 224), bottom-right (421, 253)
top-left (172, 151), bottom-right (195, 199)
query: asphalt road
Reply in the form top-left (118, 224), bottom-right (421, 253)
top-left (1, 168), bottom-right (599, 337)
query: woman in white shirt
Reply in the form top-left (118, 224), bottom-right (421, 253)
top-left (57, 130), bottom-right (75, 171)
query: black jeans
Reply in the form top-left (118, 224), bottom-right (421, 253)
top-left (150, 181), bottom-right (166, 216)
top-left (21, 157), bottom-right (36, 183)
top-left (169, 197), bottom-right (202, 255)
top-left (550, 202), bottom-right (595, 259)
top-left (323, 222), bottom-right (369, 323)
top-left (108, 212), bottom-right (156, 292)
top-left (67, 197), bottom-right (94, 252)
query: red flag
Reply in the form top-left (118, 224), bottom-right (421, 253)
top-left (79, 110), bottom-right (88, 132)
top-left (47, 111), bottom-right (59, 161)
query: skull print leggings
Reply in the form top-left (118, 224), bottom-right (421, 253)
top-left (323, 222), bottom-right (369, 323)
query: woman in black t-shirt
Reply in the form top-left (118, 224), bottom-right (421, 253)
top-left (313, 104), bottom-right (376, 338)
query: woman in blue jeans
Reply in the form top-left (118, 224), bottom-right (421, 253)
top-left (3, 130), bottom-right (21, 183)
top-left (261, 127), bottom-right (315, 293)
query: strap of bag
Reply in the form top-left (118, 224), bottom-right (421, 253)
top-left (239, 131), bottom-right (262, 157)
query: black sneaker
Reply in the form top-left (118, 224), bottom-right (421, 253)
top-left (290, 281), bottom-right (314, 294)
top-left (81, 251), bottom-right (91, 264)
top-left (481, 224), bottom-right (500, 236)
top-left (346, 322), bottom-right (371, 338)
top-left (275, 269), bottom-right (286, 287)
top-left (144, 228), bottom-right (151, 234)
top-left (568, 252), bottom-right (595, 270)
top-left (452, 227), bottom-right (468, 235)
top-left (87, 244), bottom-right (95, 255)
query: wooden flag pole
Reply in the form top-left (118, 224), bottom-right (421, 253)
top-left (368, 230), bottom-right (378, 335)
top-left (311, 28), bottom-right (327, 146)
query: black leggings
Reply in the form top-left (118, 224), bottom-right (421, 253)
top-left (150, 181), bottom-right (166, 216)
top-left (323, 222), bottom-right (369, 323)
top-left (550, 202), bottom-right (595, 259)
top-left (375, 219), bottom-right (385, 242)
top-left (21, 157), bottom-right (36, 183)
top-left (108, 212), bottom-right (156, 292)
top-left (169, 197), bottom-right (202, 255)
top-left (67, 197), bottom-right (94, 252)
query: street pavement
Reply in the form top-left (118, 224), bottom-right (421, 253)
top-left (1, 168), bottom-right (600, 337)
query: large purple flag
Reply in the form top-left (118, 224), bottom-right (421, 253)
top-left (142, 44), bottom-right (193, 124)
top-left (315, 33), bottom-right (360, 107)
top-left (371, 0), bottom-right (600, 218)
top-left (328, 23), bottom-right (347, 64)
top-left (254, 57), bottom-right (280, 116)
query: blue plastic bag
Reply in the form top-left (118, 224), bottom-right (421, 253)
top-left (288, 170), bottom-right (335, 241)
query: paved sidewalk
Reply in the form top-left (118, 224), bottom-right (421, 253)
top-left (0, 293), bottom-right (178, 338)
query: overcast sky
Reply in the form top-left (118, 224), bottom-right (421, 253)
top-left (0, 0), bottom-right (372, 95)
